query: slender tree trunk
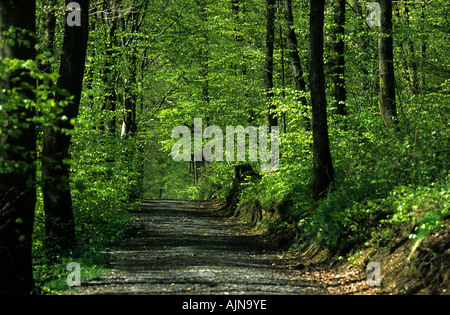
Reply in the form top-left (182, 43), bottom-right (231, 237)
top-left (419, 4), bottom-right (426, 92)
top-left (121, 1), bottom-right (149, 137)
top-left (122, 50), bottom-right (138, 137)
top-left (102, 0), bottom-right (118, 134)
top-left (283, 0), bottom-right (310, 131)
top-left (309, 0), bottom-right (335, 200)
top-left (378, 0), bottom-right (397, 127)
top-left (419, 38), bottom-right (426, 91)
top-left (400, 1), bottom-right (418, 94)
top-left (264, 0), bottom-right (277, 127)
top-left (278, 2), bottom-right (287, 133)
top-left (201, 3), bottom-right (210, 113)
top-left (0, 0), bottom-right (37, 295)
top-left (41, 0), bottom-right (90, 254)
top-left (41, 0), bottom-right (57, 79)
top-left (352, 0), bottom-right (372, 94)
top-left (331, 0), bottom-right (347, 116)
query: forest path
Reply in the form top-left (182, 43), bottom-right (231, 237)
top-left (73, 199), bottom-right (324, 295)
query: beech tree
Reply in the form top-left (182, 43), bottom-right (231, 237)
top-left (264, 0), bottom-right (277, 127)
top-left (309, 0), bottom-right (335, 199)
top-left (41, 0), bottom-right (90, 254)
top-left (101, 0), bottom-right (118, 134)
top-left (282, 0), bottom-right (309, 130)
top-left (0, 0), bottom-right (37, 295)
top-left (378, 0), bottom-right (397, 127)
top-left (331, 0), bottom-right (346, 116)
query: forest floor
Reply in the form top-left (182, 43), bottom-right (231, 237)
top-left (69, 199), bottom-right (449, 295)
top-left (70, 199), bottom-right (324, 295)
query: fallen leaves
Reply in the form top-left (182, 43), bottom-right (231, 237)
top-left (301, 268), bottom-right (379, 295)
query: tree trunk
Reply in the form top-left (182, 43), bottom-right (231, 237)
top-left (400, 1), bottom-right (418, 94)
top-left (331, 0), bottom-right (347, 116)
top-left (419, 38), bottom-right (426, 91)
top-left (121, 1), bottom-right (150, 138)
top-left (41, 0), bottom-right (90, 254)
top-left (278, 4), bottom-right (287, 133)
top-left (418, 3), bottom-right (426, 91)
top-left (264, 0), bottom-right (277, 127)
top-left (309, 0), bottom-right (335, 200)
top-left (40, 0), bottom-right (57, 79)
top-left (378, 0), bottom-right (397, 127)
top-left (102, 0), bottom-right (118, 134)
top-left (283, 0), bottom-right (310, 131)
top-left (352, 0), bottom-right (372, 94)
top-left (0, 0), bottom-right (37, 295)
top-left (122, 51), bottom-right (138, 137)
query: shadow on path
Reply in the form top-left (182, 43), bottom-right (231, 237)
top-left (73, 199), bottom-right (324, 295)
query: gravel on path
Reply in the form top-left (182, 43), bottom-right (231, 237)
top-left (72, 199), bottom-right (324, 295)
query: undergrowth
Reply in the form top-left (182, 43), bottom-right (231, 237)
top-left (32, 132), bottom-right (141, 294)
top-left (206, 91), bottom-right (449, 258)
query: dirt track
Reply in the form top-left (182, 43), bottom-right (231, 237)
top-left (72, 199), bottom-right (324, 295)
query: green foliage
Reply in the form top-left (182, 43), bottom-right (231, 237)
top-left (381, 180), bottom-right (450, 240)
top-left (154, 0), bottom-right (450, 257)
top-left (33, 247), bottom-right (111, 294)
top-left (0, 55), bottom-right (62, 174)
top-left (70, 129), bottom-right (141, 245)
top-left (2, 0), bottom-right (449, 293)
